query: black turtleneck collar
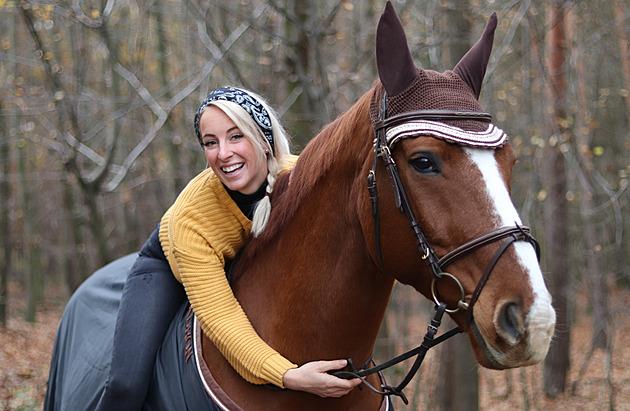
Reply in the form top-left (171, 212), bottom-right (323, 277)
top-left (224, 180), bottom-right (268, 220)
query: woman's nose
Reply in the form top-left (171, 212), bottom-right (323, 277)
top-left (218, 144), bottom-right (232, 160)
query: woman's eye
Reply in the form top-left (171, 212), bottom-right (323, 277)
top-left (410, 154), bottom-right (440, 174)
top-left (203, 141), bottom-right (216, 148)
top-left (230, 134), bottom-right (244, 141)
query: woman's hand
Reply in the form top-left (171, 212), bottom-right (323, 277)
top-left (282, 359), bottom-right (362, 398)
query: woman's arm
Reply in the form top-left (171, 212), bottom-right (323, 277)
top-left (171, 238), bottom-right (295, 387)
top-left (172, 237), bottom-right (362, 396)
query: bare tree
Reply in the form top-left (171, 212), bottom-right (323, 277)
top-left (613, 0), bottom-right (630, 127)
top-left (279, 0), bottom-right (345, 146)
top-left (0, 95), bottom-right (10, 326)
top-left (435, 1), bottom-right (479, 410)
top-left (20, 4), bottom-right (114, 268)
top-left (0, 7), bottom-right (21, 326)
top-left (542, 0), bottom-right (571, 397)
top-left (567, 4), bottom-right (610, 351)
top-left (612, 0), bottom-right (630, 287)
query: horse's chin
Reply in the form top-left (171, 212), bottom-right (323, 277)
top-left (469, 321), bottom-right (512, 369)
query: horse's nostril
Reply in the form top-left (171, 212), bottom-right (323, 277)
top-left (498, 302), bottom-right (524, 343)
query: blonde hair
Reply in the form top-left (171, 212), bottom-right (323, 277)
top-left (199, 91), bottom-right (291, 236)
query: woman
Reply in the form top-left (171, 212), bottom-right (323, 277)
top-left (96, 87), bottom-right (360, 410)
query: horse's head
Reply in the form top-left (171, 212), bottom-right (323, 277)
top-left (365, 2), bottom-right (555, 370)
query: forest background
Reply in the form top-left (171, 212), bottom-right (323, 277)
top-left (1, 0), bottom-right (629, 409)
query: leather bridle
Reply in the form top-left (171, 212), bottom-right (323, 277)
top-left (332, 93), bottom-right (540, 404)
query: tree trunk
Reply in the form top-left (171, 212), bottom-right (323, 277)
top-left (283, 0), bottom-right (331, 148)
top-left (443, 2), bottom-right (472, 71)
top-left (612, 0), bottom-right (630, 286)
top-left (83, 185), bottom-right (111, 267)
top-left (567, 6), bottom-right (610, 350)
top-left (613, 0), bottom-right (630, 128)
top-left (155, 0), bottom-right (184, 200)
top-left (436, 317), bottom-right (479, 411)
top-left (61, 179), bottom-right (88, 293)
top-left (542, 1), bottom-right (571, 397)
top-left (0, 96), bottom-right (10, 326)
top-left (435, 3), bottom-right (479, 410)
top-left (18, 135), bottom-right (43, 323)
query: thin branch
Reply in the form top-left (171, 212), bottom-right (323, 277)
top-left (111, 61), bottom-right (167, 118)
top-left (486, 0), bottom-right (531, 78)
top-left (104, 5), bottom-right (266, 191)
top-left (71, 0), bottom-right (104, 28)
top-left (593, 170), bottom-right (624, 247)
top-left (19, 5), bottom-right (87, 183)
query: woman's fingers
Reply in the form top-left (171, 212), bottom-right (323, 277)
top-left (282, 359), bottom-right (362, 398)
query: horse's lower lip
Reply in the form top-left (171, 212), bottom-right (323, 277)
top-left (469, 320), bottom-right (505, 369)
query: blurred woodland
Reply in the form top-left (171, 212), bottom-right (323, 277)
top-left (0, 0), bottom-right (629, 409)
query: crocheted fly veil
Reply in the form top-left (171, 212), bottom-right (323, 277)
top-left (370, 2), bottom-right (499, 136)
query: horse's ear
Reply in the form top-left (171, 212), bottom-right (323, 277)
top-left (453, 12), bottom-right (498, 99)
top-left (376, 1), bottom-right (418, 96)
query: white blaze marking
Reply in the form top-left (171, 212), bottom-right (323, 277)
top-left (464, 147), bottom-right (555, 361)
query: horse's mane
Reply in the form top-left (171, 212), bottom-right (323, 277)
top-left (234, 86), bottom-right (377, 271)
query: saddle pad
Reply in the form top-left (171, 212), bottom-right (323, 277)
top-left (144, 302), bottom-right (223, 410)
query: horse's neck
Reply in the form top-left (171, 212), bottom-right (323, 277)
top-left (233, 109), bottom-right (395, 363)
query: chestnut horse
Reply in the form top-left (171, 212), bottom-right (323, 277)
top-left (191, 3), bottom-right (555, 410)
top-left (45, 3), bottom-right (555, 410)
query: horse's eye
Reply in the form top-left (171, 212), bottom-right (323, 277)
top-left (410, 154), bottom-right (441, 174)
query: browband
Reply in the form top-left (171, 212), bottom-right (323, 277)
top-left (386, 120), bottom-right (507, 148)
top-left (373, 109), bottom-right (506, 149)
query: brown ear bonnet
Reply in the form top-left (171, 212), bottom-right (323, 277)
top-left (370, 2), bottom-right (498, 133)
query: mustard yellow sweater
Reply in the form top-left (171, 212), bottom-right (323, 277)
top-left (159, 156), bottom-right (298, 388)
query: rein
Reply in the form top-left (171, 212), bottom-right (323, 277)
top-left (332, 93), bottom-right (540, 404)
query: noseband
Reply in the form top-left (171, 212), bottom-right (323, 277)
top-left (332, 94), bottom-right (540, 403)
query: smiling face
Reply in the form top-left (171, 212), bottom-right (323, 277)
top-left (199, 105), bottom-right (268, 194)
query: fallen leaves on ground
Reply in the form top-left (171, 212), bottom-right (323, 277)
top-left (1, 282), bottom-right (629, 410)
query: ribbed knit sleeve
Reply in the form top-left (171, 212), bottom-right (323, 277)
top-left (159, 157), bottom-right (298, 388)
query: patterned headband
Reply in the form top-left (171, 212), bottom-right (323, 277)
top-left (194, 87), bottom-right (275, 154)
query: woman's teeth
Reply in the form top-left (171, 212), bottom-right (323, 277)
top-left (222, 163), bottom-right (244, 174)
